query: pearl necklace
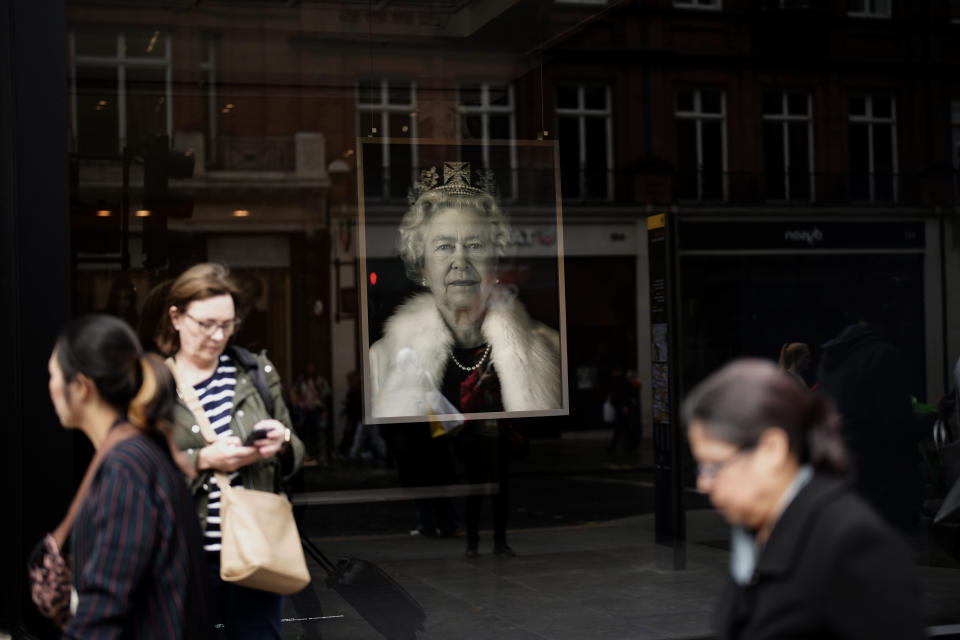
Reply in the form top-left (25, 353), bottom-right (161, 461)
top-left (451, 344), bottom-right (492, 371)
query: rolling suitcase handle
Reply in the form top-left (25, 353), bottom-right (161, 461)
top-left (301, 535), bottom-right (338, 576)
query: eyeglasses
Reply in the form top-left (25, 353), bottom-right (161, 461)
top-left (183, 311), bottom-right (239, 336)
top-left (696, 446), bottom-right (755, 481)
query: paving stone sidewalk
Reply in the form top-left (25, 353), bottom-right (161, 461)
top-left (283, 507), bottom-right (960, 640)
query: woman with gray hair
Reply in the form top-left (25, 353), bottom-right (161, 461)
top-left (368, 162), bottom-right (562, 419)
top-left (684, 359), bottom-right (924, 640)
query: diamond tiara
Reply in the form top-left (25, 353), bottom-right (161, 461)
top-left (407, 161), bottom-right (498, 204)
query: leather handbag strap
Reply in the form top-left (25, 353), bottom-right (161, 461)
top-left (165, 357), bottom-right (232, 488)
top-left (52, 422), bottom-right (139, 550)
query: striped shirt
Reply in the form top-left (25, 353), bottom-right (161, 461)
top-left (65, 432), bottom-right (211, 639)
top-left (193, 354), bottom-right (242, 555)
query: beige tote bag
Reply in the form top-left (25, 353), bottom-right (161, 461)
top-left (168, 358), bottom-right (310, 595)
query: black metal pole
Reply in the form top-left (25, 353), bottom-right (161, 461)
top-left (122, 146), bottom-right (130, 271)
top-left (647, 211), bottom-right (686, 568)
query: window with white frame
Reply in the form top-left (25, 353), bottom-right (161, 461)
top-left (763, 91), bottom-right (814, 202)
top-left (674, 0), bottom-right (722, 10)
top-left (70, 30), bottom-right (171, 155)
top-left (458, 82), bottom-right (517, 200)
top-left (846, 0), bottom-right (891, 18)
top-left (556, 84), bottom-right (613, 200)
top-left (357, 79), bottom-right (417, 200)
top-left (849, 94), bottom-right (897, 202)
top-left (951, 99), bottom-right (960, 200)
top-left (675, 88), bottom-right (727, 201)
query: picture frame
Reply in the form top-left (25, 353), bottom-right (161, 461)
top-left (357, 138), bottom-right (569, 424)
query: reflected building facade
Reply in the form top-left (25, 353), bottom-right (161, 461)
top-left (61, 0), bottom-right (960, 428)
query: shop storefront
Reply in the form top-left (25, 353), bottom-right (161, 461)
top-left (5, 0), bottom-right (960, 637)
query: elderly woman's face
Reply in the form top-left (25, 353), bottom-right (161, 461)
top-left (688, 420), bottom-right (778, 531)
top-left (421, 207), bottom-right (497, 315)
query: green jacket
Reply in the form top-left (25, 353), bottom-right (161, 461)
top-left (171, 351), bottom-right (305, 530)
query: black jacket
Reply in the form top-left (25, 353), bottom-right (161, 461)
top-left (817, 323), bottom-right (923, 531)
top-left (716, 474), bottom-right (925, 640)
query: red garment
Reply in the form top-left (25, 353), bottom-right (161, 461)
top-left (459, 366), bottom-right (502, 413)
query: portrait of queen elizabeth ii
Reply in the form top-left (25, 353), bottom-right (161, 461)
top-left (366, 160), bottom-right (564, 421)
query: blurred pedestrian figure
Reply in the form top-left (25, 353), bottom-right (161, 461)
top-left (341, 370), bottom-right (387, 465)
top-left (817, 321), bottom-right (923, 533)
top-left (337, 371), bottom-right (362, 459)
top-left (454, 354), bottom-right (516, 557)
top-left (138, 279), bottom-right (172, 354)
top-left (391, 422), bottom-right (460, 538)
top-left (777, 342), bottom-right (811, 390)
top-left (232, 271), bottom-right (268, 354)
top-left (685, 359), bottom-right (924, 640)
top-left (44, 315), bottom-right (210, 638)
top-left (102, 275), bottom-right (139, 329)
top-left (625, 369), bottom-right (643, 446)
top-left (291, 362), bottom-right (333, 466)
top-left (605, 366), bottom-right (635, 453)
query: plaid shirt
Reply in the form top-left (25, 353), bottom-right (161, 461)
top-left (63, 432), bottom-right (210, 639)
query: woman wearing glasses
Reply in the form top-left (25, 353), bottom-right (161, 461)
top-left (684, 359), bottom-right (924, 640)
top-left (156, 263), bottom-right (304, 640)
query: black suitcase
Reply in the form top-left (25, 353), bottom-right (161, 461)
top-left (301, 536), bottom-right (426, 640)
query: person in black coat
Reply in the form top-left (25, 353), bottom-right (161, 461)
top-left (683, 359), bottom-right (925, 640)
top-left (817, 322), bottom-right (923, 532)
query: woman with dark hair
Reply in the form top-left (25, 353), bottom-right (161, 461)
top-left (45, 314), bottom-right (209, 638)
top-left (158, 262), bottom-right (304, 639)
top-left (683, 359), bottom-right (924, 640)
top-left (777, 341), bottom-right (810, 389)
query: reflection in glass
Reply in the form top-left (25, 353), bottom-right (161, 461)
top-left (388, 81), bottom-right (413, 106)
top-left (762, 91), bottom-right (782, 115)
top-left (489, 84), bottom-right (510, 107)
top-left (787, 92), bottom-right (809, 116)
top-left (676, 119), bottom-right (698, 199)
top-left (558, 115), bottom-right (581, 198)
top-left (461, 114), bottom-right (482, 139)
top-left (460, 83), bottom-right (482, 107)
top-left (556, 84), bottom-right (611, 200)
top-left (700, 90), bottom-right (723, 114)
top-left (849, 124), bottom-right (870, 200)
top-left (74, 31), bottom-right (116, 56)
top-left (358, 80), bottom-right (380, 105)
top-left (584, 85), bottom-right (606, 110)
top-left (75, 66), bottom-right (119, 154)
top-left (701, 120), bottom-right (724, 200)
top-left (124, 30), bottom-right (165, 58)
top-left (126, 66), bottom-right (166, 155)
top-left (763, 121), bottom-right (786, 200)
top-left (557, 85), bottom-right (578, 109)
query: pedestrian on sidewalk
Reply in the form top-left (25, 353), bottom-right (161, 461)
top-left (684, 359), bottom-right (925, 640)
top-left (455, 357), bottom-right (516, 557)
top-left (42, 315), bottom-right (210, 638)
top-left (159, 263), bottom-right (305, 639)
top-left (290, 361), bottom-right (333, 467)
top-left (817, 319), bottom-right (923, 533)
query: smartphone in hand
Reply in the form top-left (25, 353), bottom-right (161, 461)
top-left (243, 427), bottom-right (271, 446)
